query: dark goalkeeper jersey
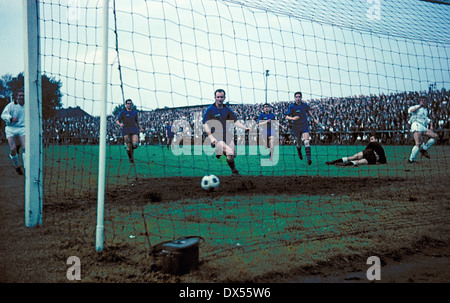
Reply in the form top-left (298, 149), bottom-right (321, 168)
top-left (365, 141), bottom-right (387, 164)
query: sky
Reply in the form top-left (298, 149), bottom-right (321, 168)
top-left (0, 1), bottom-right (24, 79)
top-left (1, 0), bottom-right (449, 116)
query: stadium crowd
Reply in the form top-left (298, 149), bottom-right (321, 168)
top-left (40, 89), bottom-right (450, 146)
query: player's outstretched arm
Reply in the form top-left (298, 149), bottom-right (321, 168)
top-left (204, 123), bottom-right (217, 145)
top-left (234, 120), bottom-right (250, 131)
top-left (270, 119), bottom-right (286, 130)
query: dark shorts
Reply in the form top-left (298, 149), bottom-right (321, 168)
top-left (122, 127), bottom-right (139, 137)
top-left (363, 149), bottom-right (378, 165)
top-left (292, 124), bottom-right (310, 139)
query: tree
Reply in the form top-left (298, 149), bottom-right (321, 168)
top-left (0, 74), bottom-right (14, 118)
top-left (0, 74), bottom-right (13, 99)
top-left (112, 103), bottom-right (138, 116)
top-left (3, 72), bottom-right (62, 119)
top-left (41, 74), bottom-right (62, 119)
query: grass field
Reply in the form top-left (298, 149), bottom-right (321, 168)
top-left (43, 143), bottom-right (449, 195)
top-left (1, 143), bottom-right (450, 283)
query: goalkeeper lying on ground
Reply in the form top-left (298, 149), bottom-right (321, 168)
top-left (326, 134), bottom-right (387, 166)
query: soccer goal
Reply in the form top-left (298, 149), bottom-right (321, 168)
top-left (26, 0), bottom-right (450, 266)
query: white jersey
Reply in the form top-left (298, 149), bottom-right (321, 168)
top-left (408, 105), bottom-right (431, 128)
top-left (1, 102), bottom-right (25, 128)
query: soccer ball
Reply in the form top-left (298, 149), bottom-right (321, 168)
top-left (201, 175), bottom-right (220, 191)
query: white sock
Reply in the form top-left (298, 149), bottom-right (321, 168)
top-left (423, 138), bottom-right (436, 151)
top-left (9, 154), bottom-right (20, 168)
top-left (409, 146), bottom-right (420, 161)
top-left (342, 157), bottom-right (348, 163)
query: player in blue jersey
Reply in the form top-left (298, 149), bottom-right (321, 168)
top-left (286, 91), bottom-right (320, 165)
top-left (203, 89), bottom-right (249, 176)
top-left (165, 120), bottom-right (174, 149)
top-left (116, 99), bottom-right (144, 163)
top-left (258, 103), bottom-right (285, 162)
top-left (407, 95), bottom-right (439, 163)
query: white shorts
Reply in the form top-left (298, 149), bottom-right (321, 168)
top-left (410, 122), bottom-right (428, 133)
top-left (5, 126), bottom-right (25, 138)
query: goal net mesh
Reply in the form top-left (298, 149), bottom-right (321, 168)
top-left (38, 0), bottom-right (450, 260)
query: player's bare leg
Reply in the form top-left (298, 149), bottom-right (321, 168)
top-left (124, 135), bottom-right (134, 163)
top-left (260, 136), bottom-right (273, 161)
top-left (14, 136), bottom-right (22, 154)
top-left (419, 130), bottom-right (438, 159)
top-left (18, 135), bottom-right (25, 174)
top-left (217, 141), bottom-right (239, 176)
top-left (347, 152), bottom-right (364, 162)
top-left (302, 133), bottom-right (312, 165)
top-left (227, 141), bottom-right (239, 176)
top-left (7, 136), bottom-right (23, 175)
top-left (130, 134), bottom-right (139, 163)
top-left (269, 136), bottom-right (275, 161)
top-left (335, 152), bottom-right (368, 166)
top-left (408, 132), bottom-right (422, 163)
top-left (132, 134), bottom-right (139, 150)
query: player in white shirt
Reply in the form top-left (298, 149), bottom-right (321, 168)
top-left (1, 90), bottom-right (25, 175)
top-left (407, 95), bottom-right (439, 163)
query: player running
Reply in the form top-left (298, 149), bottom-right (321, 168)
top-left (258, 103), bottom-right (284, 162)
top-left (407, 95), bottom-right (439, 163)
top-left (1, 89), bottom-right (25, 175)
top-left (116, 99), bottom-right (144, 164)
top-left (286, 91), bottom-right (321, 165)
top-left (165, 120), bottom-right (174, 149)
top-left (203, 89), bottom-right (249, 176)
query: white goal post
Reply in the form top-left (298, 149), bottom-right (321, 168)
top-left (95, 0), bottom-right (110, 252)
top-left (23, 0), bottom-right (43, 227)
top-left (23, 0), bottom-right (110, 251)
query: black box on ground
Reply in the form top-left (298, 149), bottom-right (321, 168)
top-left (162, 237), bottom-right (200, 275)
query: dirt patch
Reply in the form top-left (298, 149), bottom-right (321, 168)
top-left (285, 236), bottom-right (450, 283)
top-left (58, 175), bottom-right (409, 206)
top-left (1, 147), bottom-right (450, 283)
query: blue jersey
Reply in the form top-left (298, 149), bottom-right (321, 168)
top-left (286, 102), bottom-right (311, 135)
top-left (166, 123), bottom-right (174, 138)
top-left (258, 112), bottom-right (275, 136)
top-left (118, 109), bottom-right (139, 136)
top-left (203, 103), bottom-right (238, 142)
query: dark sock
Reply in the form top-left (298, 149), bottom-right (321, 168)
top-left (227, 158), bottom-right (237, 172)
top-left (305, 146), bottom-right (311, 160)
top-left (297, 146), bottom-right (303, 159)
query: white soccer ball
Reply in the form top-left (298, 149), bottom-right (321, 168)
top-left (201, 174), bottom-right (220, 191)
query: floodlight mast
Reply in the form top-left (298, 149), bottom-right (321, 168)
top-left (265, 70), bottom-right (270, 104)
